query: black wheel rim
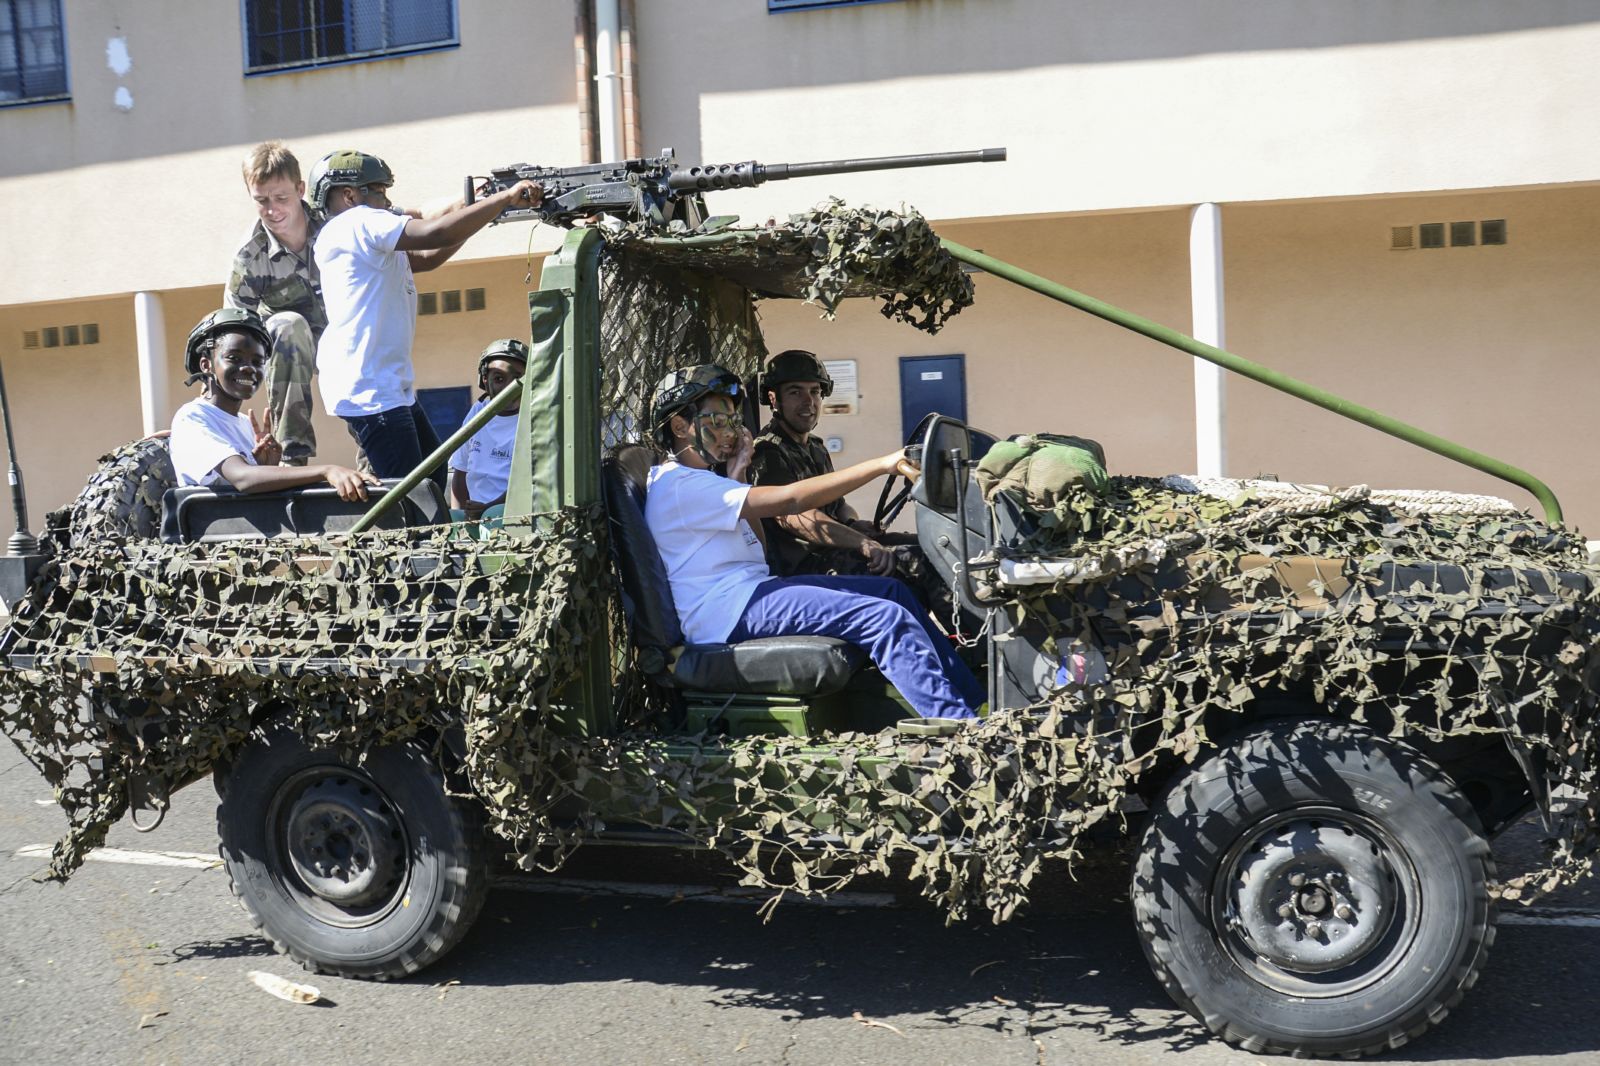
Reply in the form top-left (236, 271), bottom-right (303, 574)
top-left (266, 766), bottom-right (411, 928)
top-left (1211, 805), bottom-right (1421, 998)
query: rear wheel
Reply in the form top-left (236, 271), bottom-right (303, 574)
top-left (1131, 720), bottom-right (1495, 1058)
top-left (218, 727), bottom-right (489, 980)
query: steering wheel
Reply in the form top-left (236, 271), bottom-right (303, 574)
top-left (873, 448), bottom-right (923, 530)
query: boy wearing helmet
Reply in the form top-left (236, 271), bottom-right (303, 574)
top-left (644, 365), bottom-right (982, 721)
top-left (447, 339), bottom-right (528, 519)
top-left (750, 349), bottom-right (946, 609)
top-left (308, 149), bottom-right (542, 482)
top-left (170, 310), bottom-right (381, 500)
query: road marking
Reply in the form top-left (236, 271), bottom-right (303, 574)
top-left (13, 845), bottom-right (222, 869)
top-left (12, 844), bottom-right (1600, 921)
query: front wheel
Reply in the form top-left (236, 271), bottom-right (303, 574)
top-left (218, 727), bottom-right (489, 980)
top-left (1132, 720), bottom-right (1495, 1058)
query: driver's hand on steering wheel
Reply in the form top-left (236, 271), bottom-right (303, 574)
top-left (860, 538), bottom-right (896, 576)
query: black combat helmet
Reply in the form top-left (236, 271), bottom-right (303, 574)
top-left (760, 349), bottom-right (834, 407)
top-left (478, 338), bottom-right (530, 385)
top-left (649, 364), bottom-right (743, 453)
top-left (184, 307), bottom-right (271, 382)
top-left (308, 150), bottom-right (396, 211)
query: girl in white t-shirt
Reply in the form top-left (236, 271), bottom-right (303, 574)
top-left (169, 309), bottom-right (379, 500)
top-left (448, 338), bottom-right (528, 519)
top-left (643, 364), bottom-right (983, 721)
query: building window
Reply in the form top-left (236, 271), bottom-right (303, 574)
top-left (0, 0), bottom-right (69, 106)
top-left (768, 0), bottom-right (902, 11)
top-left (244, 0), bottom-right (457, 74)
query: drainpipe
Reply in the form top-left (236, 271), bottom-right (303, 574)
top-left (574, 1), bottom-right (597, 164)
top-left (593, 0), bottom-right (624, 161)
top-left (618, 0), bottom-right (641, 158)
top-left (1189, 203), bottom-right (1226, 478)
top-left (133, 291), bottom-right (168, 437)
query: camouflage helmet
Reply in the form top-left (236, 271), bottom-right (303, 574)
top-left (478, 338), bottom-right (530, 382)
top-left (308, 149), bottom-right (396, 210)
top-left (650, 364), bottom-right (743, 448)
top-left (184, 307), bottom-right (271, 377)
top-left (760, 349), bottom-right (833, 407)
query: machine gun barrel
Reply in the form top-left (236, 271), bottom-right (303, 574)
top-left (665, 147), bottom-right (1006, 193)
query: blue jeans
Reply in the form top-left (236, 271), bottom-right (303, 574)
top-left (728, 574), bottom-right (983, 719)
top-left (341, 402), bottom-right (444, 486)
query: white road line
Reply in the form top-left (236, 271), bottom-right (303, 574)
top-left (13, 845), bottom-right (222, 869)
top-left (12, 844), bottom-right (1600, 922)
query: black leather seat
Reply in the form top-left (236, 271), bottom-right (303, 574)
top-left (602, 443), bottom-right (864, 696)
top-left (160, 479), bottom-right (450, 544)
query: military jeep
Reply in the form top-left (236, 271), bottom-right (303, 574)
top-left (4, 197), bottom-right (1599, 1061)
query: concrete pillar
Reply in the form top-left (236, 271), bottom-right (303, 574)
top-left (1189, 203), bottom-right (1227, 478)
top-left (593, 0), bottom-right (624, 161)
top-left (133, 291), bottom-right (168, 436)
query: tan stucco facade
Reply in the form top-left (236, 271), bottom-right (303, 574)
top-left (2, 2), bottom-right (1598, 538)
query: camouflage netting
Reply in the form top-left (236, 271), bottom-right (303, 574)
top-left (2, 204), bottom-right (1597, 924)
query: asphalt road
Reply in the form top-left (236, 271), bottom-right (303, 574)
top-left (3, 738), bottom-right (1599, 1066)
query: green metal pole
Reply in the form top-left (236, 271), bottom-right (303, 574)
top-left (940, 238), bottom-right (1564, 526)
top-left (347, 379), bottom-right (523, 535)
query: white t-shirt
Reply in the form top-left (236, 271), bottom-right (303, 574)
top-left (447, 399), bottom-right (518, 502)
top-left (314, 205), bottom-right (416, 417)
top-left (644, 462), bottom-right (770, 645)
top-left (169, 398), bottom-right (257, 487)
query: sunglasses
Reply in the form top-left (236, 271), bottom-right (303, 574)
top-left (696, 412), bottom-right (743, 432)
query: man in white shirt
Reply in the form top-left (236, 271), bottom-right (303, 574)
top-left (169, 308), bottom-right (380, 500)
top-left (643, 365), bottom-right (982, 721)
top-left (448, 338), bottom-right (527, 519)
top-left (308, 150), bottom-right (541, 483)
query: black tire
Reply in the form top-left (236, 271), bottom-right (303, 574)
top-left (218, 727), bottom-right (490, 980)
top-left (68, 436), bottom-right (174, 550)
top-left (1132, 720), bottom-right (1495, 1058)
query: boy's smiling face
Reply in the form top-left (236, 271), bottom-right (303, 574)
top-left (204, 331), bottom-right (267, 404)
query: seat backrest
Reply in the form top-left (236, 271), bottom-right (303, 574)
top-left (601, 444), bottom-right (685, 669)
top-left (160, 478), bottom-right (450, 543)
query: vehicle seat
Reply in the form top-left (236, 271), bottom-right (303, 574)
top-left (601, 443), bottom-right (864, 695)
top-left (160, 479), bottom-right (450, 543)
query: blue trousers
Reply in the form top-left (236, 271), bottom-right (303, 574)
top-left (341, 402), bottom-right (445, 487)
top-left (728, 574), bottom-right (983, 719)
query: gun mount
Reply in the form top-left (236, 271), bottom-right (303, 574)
top-left (465, 147), bottom-right (1006, 231)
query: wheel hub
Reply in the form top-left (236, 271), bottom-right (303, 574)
top-left (285, 776), bottom-right (403, 907)
top-left (1229, 816), bottom-right (1399, 976)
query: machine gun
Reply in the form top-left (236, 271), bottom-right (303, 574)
top-left (465, 147), bottom-right (1006, 230)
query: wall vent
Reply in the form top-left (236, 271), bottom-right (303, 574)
top-left (441, 289), bottom-right (463, 313)
top-left (83, 323), bottom-right (99, 344)
top-left (465, 287), bottom-right (486, 311)
top-left (1481, 219), bottom-right (1507, 245)
top-left (1450, 221), bottom-right (1476, 247)
top-left (1390, 226), bottom-right (1414, 250)
top-left (1418, 223), bottom-right (1446, 249)
top-left (40, 327), bottom-right (60, 347)
top-left (22, 331), bottom-right (39, 349)
top-left (418, 293), bottom-right (439, 315)
top-left (21, 322), bottom-right (100, 348)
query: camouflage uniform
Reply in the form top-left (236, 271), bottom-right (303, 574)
top-left (224, 204), bottom-right (324, 462)
top-left (749, 422), bottom-right (948, 613)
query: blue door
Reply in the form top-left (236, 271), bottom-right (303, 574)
top-left (899, 354), bottom-right (966, 441)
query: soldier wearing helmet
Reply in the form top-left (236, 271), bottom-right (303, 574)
top-left (749, 350), bottom-right (946, 612)
top-left (447, 338), bottom-right (530, 520)
top-left (311, 148), bottom-right (543, 484)
top-left (643, 364), bottom-right (982, 721)
top-left (225, 141), bottom-right (326, 466)
top-left (169, 309), bottom-right (379, 501)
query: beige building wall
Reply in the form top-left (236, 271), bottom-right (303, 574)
top-left (2, 2), bottom-right (1597, 541)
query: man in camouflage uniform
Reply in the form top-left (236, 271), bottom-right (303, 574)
top-left (224, 141), bottom-right (323, 464)
top-left (749, 350), bottom-right (949, 614)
